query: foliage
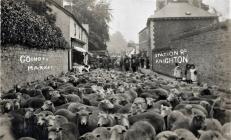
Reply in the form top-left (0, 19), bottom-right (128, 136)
top-left (1, 0), bottom-right (69, 49)
top-left (107, 31), bottom-right (128, 54)
top-left (72, 0), bottom-right (112, 50)
top-left (25, 0), bottom-right (56, 25)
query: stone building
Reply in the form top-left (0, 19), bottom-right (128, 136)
top-left (1, 0), bottom-right (89, 92)
top-left (47, 0), bottom-right (89, 69)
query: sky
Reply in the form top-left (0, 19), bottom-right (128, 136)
top-left (108, 0), bottom-right (230, 43)
top-left (109, 0), bottom-right (156, 43)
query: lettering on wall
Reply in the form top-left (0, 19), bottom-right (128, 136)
top-left (154, 49), bottom-right (188, 64)
top-left (19, 55), bottom-right (53, 71)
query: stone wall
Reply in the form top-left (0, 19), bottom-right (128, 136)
top-left (1, 45), bottom-right (69, 92)
top-left (152, 23), bottom-right (231, 90)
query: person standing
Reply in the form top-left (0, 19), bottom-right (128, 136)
top-left (190, 64), bottom-right (198, 84)
top-left (146, 57), bottom-right (150, 69)
top-left (173, 63), bottom-right (182, 81)
top-left (124, 56), bottom-right (130, 71)
top-left (119, 57), bottom-right (124, 71)
top-left (106, 57), bottom-right (111, 71)
top-left (131, 56), bottom-right (137, 72)
top-left (185, 64), bottom-right (191, 83)
top-left (140, 56), bottom-right (145, 68)
top-left (135, 56), bottom-right (140, 71)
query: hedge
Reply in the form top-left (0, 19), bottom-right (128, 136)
top-left (1, 0), bottom-right (69, 49)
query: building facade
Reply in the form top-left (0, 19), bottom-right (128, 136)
top-left (139, 0), bottom-right (231, 89)
top-left (147, 1), bottom-right (218, 69)
top-left (139, 27), bottom-right (150, 57)
top-left (47, 0), bottom-right (89, 69)
top-left (169, 22), bottom-right (231, 90)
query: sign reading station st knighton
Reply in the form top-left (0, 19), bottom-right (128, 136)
top-left (154, 49), bottom-right (189, 64)
top-left (19, 55), bottom-right (53, 71)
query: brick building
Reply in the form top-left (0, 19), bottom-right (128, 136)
top-left (139, 27), bottom-right (150, 57)
top-left (140, 0), bottom-right (217, 68)
top-left (149, 1), bottom-right (218, 51)
top-left (169, 22), bottom-right (231, 90)
top-left (139, 0), bottom-right (231, 90)
top-left (148, 1), bottom-right (218, 66)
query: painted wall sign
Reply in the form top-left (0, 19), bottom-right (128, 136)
top-left (154, 49), bottom-right (188, 64)
top-left (19, 55), bottom-right (53, 71)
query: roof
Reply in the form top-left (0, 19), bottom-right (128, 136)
top-left (139, 26), bottom-right (148, 34)
top-left (148, 2), bottom-right (217, 20)
top-left (46, 0), bottom-right (88, 36)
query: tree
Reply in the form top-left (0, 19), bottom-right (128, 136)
top-left (25, 0), bottom-right (56, 25)
top-left (1, 0), bottom-right (68, 49)
top-left (72, 0), bottom-right (112, 51)
top-left (107, 31), bottom-right (128, 54)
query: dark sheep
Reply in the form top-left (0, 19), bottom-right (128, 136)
top-left (1, 93), bottom-right (17, 99)
top-left (0, 100), bottom-right (15, 113)
top-left (23, 98), bottom-right (45, 109)
top-left (125, 121), bottom-right (156, 140)
top-left (128, 112), bottom-right (165, 134)
top-left (51, 95), bottom-right (68, 107)
top-left (171, 114), bottom-right (206, 137)
top-left (41, 86), bottom-right (54, 100)
top-left (54, 109), bottom-right (79, 126)
top-left (212, 107), bottom-right (231, 125)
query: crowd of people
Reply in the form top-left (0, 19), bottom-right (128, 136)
top-left (119, 55), bottom-right (150, 72)
top-left (0, 67), bottom-right (230, 140)
top-left (89, 55), bottom-right (150, 73)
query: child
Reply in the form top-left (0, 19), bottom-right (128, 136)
top-left (190, 64), bottom-right (198, 84)
top-left (185, 64), bottom-right (191, 83)
top-left (173, 63), bottom-right (182, 81)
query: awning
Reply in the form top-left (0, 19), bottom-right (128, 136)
top-left (74, 46), bottom-right (87, 53)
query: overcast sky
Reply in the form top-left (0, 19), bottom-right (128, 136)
top-left (108, 0), bottom-right (230, 43)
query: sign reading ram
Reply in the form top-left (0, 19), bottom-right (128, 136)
top-left (154, 49), bottom-right (189, 64)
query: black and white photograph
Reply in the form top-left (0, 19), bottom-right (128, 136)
top-left (0, 0), bottom-right (231, 140)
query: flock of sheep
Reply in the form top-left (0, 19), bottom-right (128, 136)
top-left (0, 69), bottom-right (231, 140)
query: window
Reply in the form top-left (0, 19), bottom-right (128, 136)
top-left (79, 28), bottom-right (81, 39)
top-left (74, 23), bottom-right (76, 36)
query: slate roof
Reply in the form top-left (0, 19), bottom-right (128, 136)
top-left (149, 2), bottom-right (217, 20)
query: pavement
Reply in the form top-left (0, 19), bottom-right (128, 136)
top-left (140, 68), bottom-right (231, 110)
top-left (140, 68), bottom-right (176, 82)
